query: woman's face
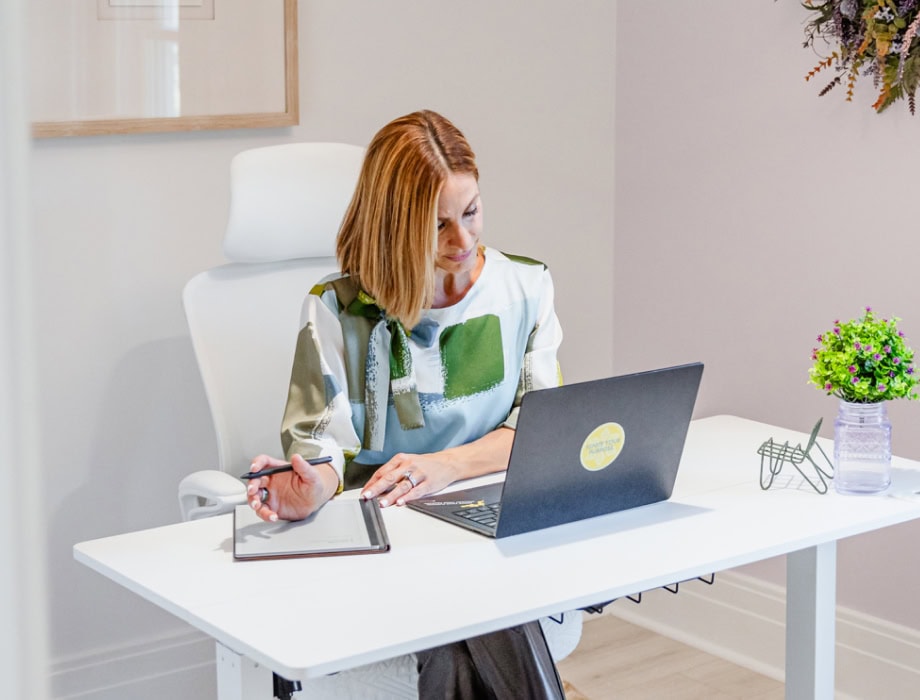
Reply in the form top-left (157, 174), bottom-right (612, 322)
top-left (435, 172), bottom-right (482, 275)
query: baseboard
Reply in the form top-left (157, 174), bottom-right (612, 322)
top-left (50, 628), bottom-right (215, 700)
top-left (601, 571), bottom-right (920, 700)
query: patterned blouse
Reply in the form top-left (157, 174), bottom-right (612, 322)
top-left (280, 246), bottom-right (563, 490)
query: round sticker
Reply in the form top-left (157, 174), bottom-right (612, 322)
top-left (579, 422), bottom-right (625, 471)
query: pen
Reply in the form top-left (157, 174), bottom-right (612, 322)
top-left (239, 455), bottom-right (333, 480)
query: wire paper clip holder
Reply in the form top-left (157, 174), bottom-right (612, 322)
top-left (757, 418), bottom-right (835, 494)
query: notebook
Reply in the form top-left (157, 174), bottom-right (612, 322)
top-left (233, 497), bottom-right (390, 560)
top-left (407, 362), bottom-right (703, 538)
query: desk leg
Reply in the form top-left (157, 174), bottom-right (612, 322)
top-left (216, 642), bottom-right (273, 700)
top-left (785, 542), bottom-right (836, 700)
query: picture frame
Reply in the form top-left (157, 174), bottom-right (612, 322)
top-left (31, 0), bottom-right (298, 138)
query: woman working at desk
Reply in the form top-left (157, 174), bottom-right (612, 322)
top-left (247, 110), bottom-right (566, 699)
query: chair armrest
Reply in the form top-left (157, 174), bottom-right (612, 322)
top-left (178, 470), bottom-right (247, 521)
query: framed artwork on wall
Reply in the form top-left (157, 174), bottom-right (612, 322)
top-left (31, 0), bottom-right (298, 137)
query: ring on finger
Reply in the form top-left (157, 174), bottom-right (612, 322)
top-left (403, 471), bottom-right (418, 488)
top-left (259, 487), bottom-right (270, 503)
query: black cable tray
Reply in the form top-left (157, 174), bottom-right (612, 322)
top-left (561, 573), bottom-right (716, 620)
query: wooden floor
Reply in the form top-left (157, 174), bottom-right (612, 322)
top-left (557, 614), bottom-right (784, 700)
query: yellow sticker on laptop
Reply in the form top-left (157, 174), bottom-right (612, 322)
top-left (580, 422), bottom-right (625, 471)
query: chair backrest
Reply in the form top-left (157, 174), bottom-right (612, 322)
top-left (184, 142), bottom-right (365, 473)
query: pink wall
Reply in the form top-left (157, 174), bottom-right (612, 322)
top-left (615, 0), bottom-right (920, 630)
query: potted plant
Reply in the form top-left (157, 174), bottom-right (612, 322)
top-left (809, 307), bottom-right (918, 494)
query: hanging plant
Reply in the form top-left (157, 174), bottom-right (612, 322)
top-left (801, 0), bottom-right (920, 113)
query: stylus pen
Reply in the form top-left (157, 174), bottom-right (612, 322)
top-left (239, 455), bottom-right (333, 480)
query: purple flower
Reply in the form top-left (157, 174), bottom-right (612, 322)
top-left (834, 327), bottom-right (842, 335)
top-left (894, 357), bottom-right (902, 365)
top-left (865, 345), bottom-right (873, 353)
top-left (878, 383), bottom-right (887, 393)
top-left (908, 366), bottom-right (915, 375)
top-left (848, 365), bottom-right (857, 373)
top-left (825, 382), bottom-right (833, 391)
top-left (851, 377), bottom-right (860, 384)
top-left (866, 306), bottom-right (873, 313)
top-left (854, 341), bottom-right (862, 350)
top-left (874, 353), bottom-right (882, 360)
top-left (884, 345), bottom-right (892, 353)
top-left (890, 371), bottom-right (896, 377)
top-left (817, 334), bottom-right (824, 342)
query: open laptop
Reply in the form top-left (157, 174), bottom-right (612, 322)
top-left (407, 362), bottom-right (703, 538)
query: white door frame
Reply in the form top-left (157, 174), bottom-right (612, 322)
top-left (0, 0), bottom-right (51, 697)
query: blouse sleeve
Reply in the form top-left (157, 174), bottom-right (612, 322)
top-left (280, 290), bottom-right (363, 493)
top-left (502, 267), bottom-right (564, 430)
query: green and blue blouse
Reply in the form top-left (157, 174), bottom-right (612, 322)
top-left (280, 247), bottom-right (563, 490)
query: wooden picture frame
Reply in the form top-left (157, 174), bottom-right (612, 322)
top-left (32, 0), bottom-right (298, 138)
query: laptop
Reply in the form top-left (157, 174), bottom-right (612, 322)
top-left (407, 362), bottom-right (703, 538)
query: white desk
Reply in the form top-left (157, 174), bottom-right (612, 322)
top-left (74, 416), bottom-right (920, 699)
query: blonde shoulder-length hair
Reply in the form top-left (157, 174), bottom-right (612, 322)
top-left (336, 110), bottom-right (479, 328)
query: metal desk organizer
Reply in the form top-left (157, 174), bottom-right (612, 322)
top-left (758, 418), bottom-right (835, 494)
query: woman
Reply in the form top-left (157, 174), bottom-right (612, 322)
top-left (247, 110), bottom-right (566, 699)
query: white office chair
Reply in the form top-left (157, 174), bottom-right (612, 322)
top-left (178, 142), bottom-right (364, 522)
top-left (178, 142), bottom-right (581, 698)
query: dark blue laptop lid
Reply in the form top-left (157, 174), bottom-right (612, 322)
top-left (494, 362), bottom-right (704, 537)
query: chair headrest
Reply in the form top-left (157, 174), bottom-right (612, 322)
top-left (222, 142), bottom-right (365, 263)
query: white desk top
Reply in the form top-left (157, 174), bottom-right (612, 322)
top-left (74, 415), bottom-right (920, 681)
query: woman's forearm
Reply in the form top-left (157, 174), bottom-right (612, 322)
top-left (437, 426), bottom-right (515, 481)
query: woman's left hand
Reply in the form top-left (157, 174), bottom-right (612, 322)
top-left (362, 427), bottom-right (515, 507)
top-left (361, 452), bottom-right (460, 507)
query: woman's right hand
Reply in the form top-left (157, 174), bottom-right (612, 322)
top-left (245, 453), bottom-right (338, 522)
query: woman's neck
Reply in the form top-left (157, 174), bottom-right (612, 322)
top-left (431, 247), bottom-right (485, 309)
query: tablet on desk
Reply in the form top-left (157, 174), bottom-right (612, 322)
top-left (233, 498), bottom-right (390, 560)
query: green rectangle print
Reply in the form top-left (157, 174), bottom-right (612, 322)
top-left (440, 314), bottom-right (505, 399)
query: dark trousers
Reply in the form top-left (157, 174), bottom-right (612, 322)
top-left (416, 621), bottom-right (565, 700)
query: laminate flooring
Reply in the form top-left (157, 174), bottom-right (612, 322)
top-left (557, 614), bottom-right (784, 700)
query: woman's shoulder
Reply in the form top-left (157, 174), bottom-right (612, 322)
top-left (485, 246), bottom-right (547, 269)
top-left (302, 272), bottom-right (360, 316)
top-left (487, 248), bottom-right (548, 271)
top-left (484, 247), bottom-right (552, 290)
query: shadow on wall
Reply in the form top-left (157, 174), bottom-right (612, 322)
top-left (49, 335), bottom-right (218, 656)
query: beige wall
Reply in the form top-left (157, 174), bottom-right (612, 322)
top-left (31, 1), bottom-right (614, 696)
top-left (615, 1), bottom-right (920, 630)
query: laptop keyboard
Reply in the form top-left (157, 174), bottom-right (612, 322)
top-left (453, 502), bottom-right (501, 528)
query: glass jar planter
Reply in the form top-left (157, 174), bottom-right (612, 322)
top-left (833, 400), bottom-right (891, 495)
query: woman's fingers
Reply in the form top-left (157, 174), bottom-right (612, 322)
top-left (246, 456), bottom-right (334, 522)
top-left (362, 459), bottom-right (413, 501)
top-left (362, 465), bottom-right (396, 499)
top-left (247, 474), bottom-right (279, 522)
top-left (245, 455), bottom-right (292, 522)
top-left (248, 454), bottom-right (288, 473)
top-left (380, 475), bottom-right (421, 507)
top-left (362, 456), bottom-right (430, 506)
